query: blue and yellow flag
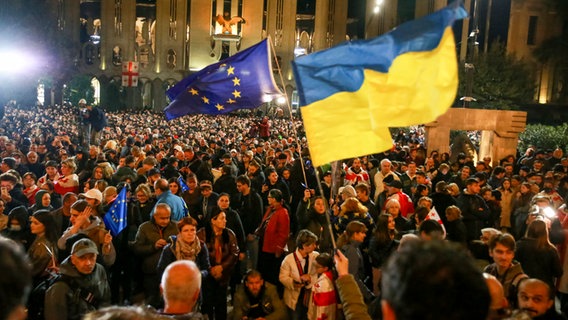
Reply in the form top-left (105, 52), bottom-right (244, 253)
top-left (165, 39), bottom-right (282, 120)
top-left (292, 2), bottom-right (468, 167)
top-left (178, 175), bottom-right (190, 192)
top-left (103, 187), bottom-right (128, 237)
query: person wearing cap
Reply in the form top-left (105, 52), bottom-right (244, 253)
top-left (57, 199), bottom-right (116, 267)
top-left (44, 238), bottom-right (111, 320)
top-left (385, 179), bottom-right (414, 218)
top-left (456, 177), bottom-right (491, 242)
top-left (153, 178), bottom-right (188, 223)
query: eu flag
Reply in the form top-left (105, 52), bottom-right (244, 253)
top-left (103, 187), bottom-right (128, 237)
top-left (291, 2), bottom-right (468, 167)
top-left (178, 176), bottom-right (190, 192)
top-left (164, 38), bottom-right (282, 120)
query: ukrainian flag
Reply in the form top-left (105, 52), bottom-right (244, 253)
top-left (292, 2), bottom-right (468, 167)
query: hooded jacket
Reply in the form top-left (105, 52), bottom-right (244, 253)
top-left (44, 256), bottom-right (111, 320)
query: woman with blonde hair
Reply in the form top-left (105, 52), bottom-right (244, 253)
top-left (333, 197), bottom-right (374, 237)
top-left (54, 158), bottom-right (79, 195)
top-left (337, 220), bottom-right (374, 303)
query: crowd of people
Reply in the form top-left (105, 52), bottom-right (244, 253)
top-left (1, 102), bottom-right (568, 320)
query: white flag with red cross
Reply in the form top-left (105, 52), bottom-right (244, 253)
top-left (122, 61), bottom-right (139, 87)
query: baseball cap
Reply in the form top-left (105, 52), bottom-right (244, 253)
top-left (82, 188), bottom-right (103, 203)
top-left (71, 238), bottom-right (98, 257)
top-left (386, 179), bottom-right (403, 189)
top-left (200, 180), bottom-right (212, 189)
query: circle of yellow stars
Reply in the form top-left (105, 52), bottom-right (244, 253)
top-left (187, 64), bottom-right (241, 111)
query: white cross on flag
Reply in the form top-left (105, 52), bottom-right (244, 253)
top-left (122, 61), bottom-right (139, 87)
top-left (425, 206), bottom-right (446, 237)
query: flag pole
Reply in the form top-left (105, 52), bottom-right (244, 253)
top-left (267, 36), bottom-right (337, 251)
top-left (267, 36), bottom-right (309, 188)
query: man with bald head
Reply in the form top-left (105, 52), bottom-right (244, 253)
top-left (154, 178), bottom-right (188, 222)
top-left (518, 278), bottom-right (565, 320)
top-left (159, 260), bottom-right (203, 317)
top-left (484, 273), bottom-right (509, 319)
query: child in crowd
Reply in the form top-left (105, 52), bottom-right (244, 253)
top-left (308, 253), bottom-right (337, 320)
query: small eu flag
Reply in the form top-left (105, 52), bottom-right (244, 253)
top-left (103, 187), bottom-right (128, 237)
top-left (178, 176), bottom-right (190, 192)
top-left (164, 38), bottom-right (282, 120)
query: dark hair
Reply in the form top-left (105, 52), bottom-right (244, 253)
top-left (382, 241), bottom-right (490, 320)
top-left (488, 233), bottom-right (516, 251)
top-left (354, 183), bottom-right (369, 195)
top-left (295, 229), bottom-right (318, 249)
top-left (32, 210), bottom-right (59, 243)
top-left (268, 189), bottom-right (283, 202)
top-left (373, 213), bottom-right (397, 247)
top-left (0, 237), bottom-right (32, 320)
top-left (236, 175), bottom-right (250, 186)
top-left (337, 220), bottom-right (367, 247)
top-left (419, 220), bottom-right (444, 239)
top-left (71, 199), bottom-right (90, 212)
top-left (177, 216), bottom-right (198, 231)
top-left (243, 269), bottom-right (263, 283)
top-left (315, 253), bottom-right (333, 270)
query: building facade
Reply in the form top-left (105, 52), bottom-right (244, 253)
top-left (506, 0), bottom-right (566, 105)
top-left (49, 0), bottom-right (348, 111)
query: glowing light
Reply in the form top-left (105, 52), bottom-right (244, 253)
top-left (276, 96), bottom-right (287, 105)
top-left (373, 6), bottom-right (380, 14)
top-left (0, 50), bottom-right (40, 75)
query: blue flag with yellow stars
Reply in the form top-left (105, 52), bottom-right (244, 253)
top-left (178, 175), bottom-right (190, 192)
top-left (164, 38), bottom-right (282, 120)
top-left (103, 187), bottom-right (128, 237)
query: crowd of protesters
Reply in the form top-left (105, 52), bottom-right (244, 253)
top-left (1, 102), bottom-right (568, 319)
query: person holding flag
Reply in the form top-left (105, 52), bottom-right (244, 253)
top-left (102, 184), bottom-right (134, 304)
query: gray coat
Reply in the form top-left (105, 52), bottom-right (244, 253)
top-left (44, 257), bottom-right (111, 320)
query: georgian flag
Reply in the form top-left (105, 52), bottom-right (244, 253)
top-left (425, 206), bottom-right (446, 238)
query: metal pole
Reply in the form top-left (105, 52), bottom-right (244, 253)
top-left (462, 0), bottom-right (479, 108)
top-left (484, 0), bottom-right (492, 53)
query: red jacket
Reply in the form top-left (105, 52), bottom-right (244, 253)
top-left (261, 205), bottom-right (290, 255)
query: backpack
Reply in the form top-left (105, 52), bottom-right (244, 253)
top-left (27, 273), bottom-right (98, 320)
top-left (27, 274), bottom-right (70, 320)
